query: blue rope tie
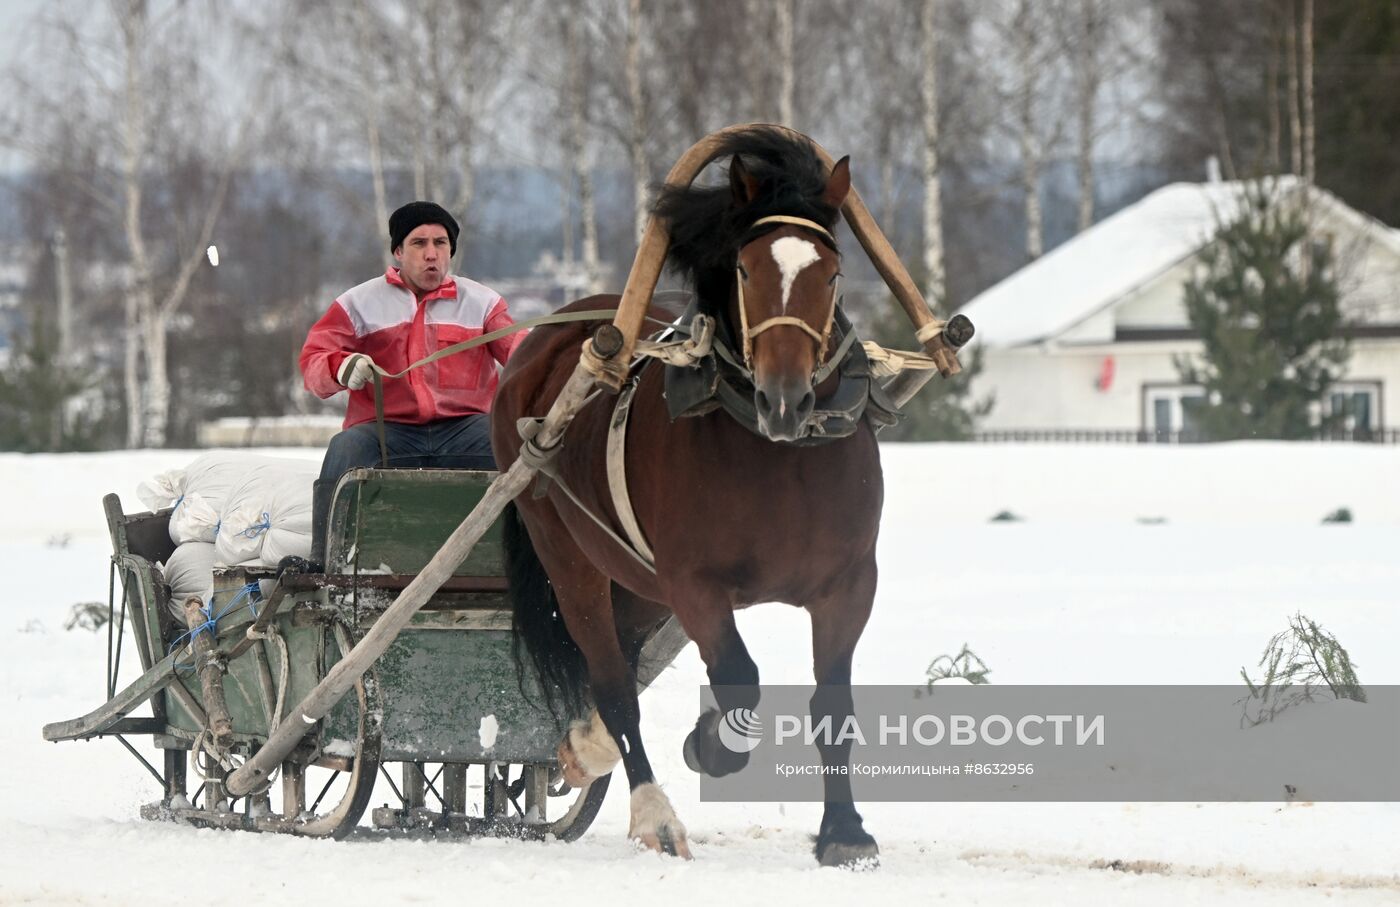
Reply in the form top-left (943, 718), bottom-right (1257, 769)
top-left (170, 582), bottom-right (262, 672)
top-left (237, 512), bottom-right (272, 540)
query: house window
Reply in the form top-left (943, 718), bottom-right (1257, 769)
top-left (1143, 384), bottom-right (1207, 442)
top-left (1323, 381), bottom-right (1381, 438)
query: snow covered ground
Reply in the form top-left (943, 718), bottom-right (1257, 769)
top-left (3, 443), bottom-right (1399, 905)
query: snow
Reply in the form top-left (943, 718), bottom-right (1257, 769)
top-left (480, 714), bottom-right (499, 751)
top-left (4, 443), bottom-right (1400, 904)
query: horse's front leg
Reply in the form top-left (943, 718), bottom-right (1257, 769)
top-left (674, 606), bottom-right (762, 778)
top-left (807, 559), bottom-right (880, 868)
top-left (533, 537), bottom-right (691, 858)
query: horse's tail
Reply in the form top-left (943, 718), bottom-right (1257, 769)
top-left (504, 501), bottom-right (588, 716)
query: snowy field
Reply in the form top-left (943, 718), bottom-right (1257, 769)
top-left (3, 442), bottom-right (1399, 905)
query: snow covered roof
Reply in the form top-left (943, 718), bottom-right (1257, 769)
top-left (958, 178), bottom-right (1400, 349)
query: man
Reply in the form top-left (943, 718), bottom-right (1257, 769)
top-left (299, 200), bottom-right (522, 562)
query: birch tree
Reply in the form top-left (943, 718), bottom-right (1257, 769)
top-left (114, 1), bottom-right (270, 447)
top-left (1068, 0), bottom-right (1106, 232)
top-left (1285, 0), bottom-right (1303, 176)
top-left (1003, 0), bottom-right (1056, 260)
top-left (776, 0), bottom-right (796, 126)
top-left (3, 2), bottom-right (270, 447)
top-left (273, 1), bottom-right (519, 266)
top-left (1301, 0), bottom-right (1315, 184)
top-left (920, 0), bottom-right (947, 303)
top-left (625, 0), bottom-right (650, 244)
top-left (563, 11), bottom-right (603, 295)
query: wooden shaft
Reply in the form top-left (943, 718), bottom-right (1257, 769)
top-left (184, 596), bottom-right (234, 748)
top-left (226, 357), bottom-right (598, 798)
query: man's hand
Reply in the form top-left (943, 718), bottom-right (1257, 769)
top-left (337, 354), bottom-right (378, 391)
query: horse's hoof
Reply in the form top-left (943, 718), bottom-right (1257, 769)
top-left (683, 710), bottom-right (751, 778)
top-left (556, 738), bottom-right (589, 789)
top-left (682, 725), bottom-right (703, 773)
top-left (629, 783), bottom-right (693, 860)
top-left (816, 840), bottom-right (880, 869)
top-left (558, 714), bottom-right (621, 788)
top-left (634, 825), bottom-right (694, 860)
top-left (815, 819), bottom-right (879, 869)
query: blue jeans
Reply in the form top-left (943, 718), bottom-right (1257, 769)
top-left (318, 415), bottom-right (496, 481)
top-left (311, 415), bottom-right (496, 560)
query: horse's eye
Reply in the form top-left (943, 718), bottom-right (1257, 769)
top-left (828, 272), bottom-right (842, 285)
top-left (737, 264), bottom-right (749, 281)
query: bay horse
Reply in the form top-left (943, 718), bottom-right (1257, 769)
top-left (490, 127), bottom-right (882, 867)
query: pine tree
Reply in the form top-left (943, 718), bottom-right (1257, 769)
top-left (1174, 182), bottom-right (1348, 441)
top-left (0, 310), bottom-right (97, 452)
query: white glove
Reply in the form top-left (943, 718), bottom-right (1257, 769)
top-left (337, 353), bottom-right (377, 391)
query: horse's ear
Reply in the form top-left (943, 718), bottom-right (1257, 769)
top-left (823, 156), bottom-right (851, 209)
top-left (730, 155), bottom-right (759, 206)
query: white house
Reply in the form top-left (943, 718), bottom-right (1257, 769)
top-left (959, 179), bottom-right (1400, 440)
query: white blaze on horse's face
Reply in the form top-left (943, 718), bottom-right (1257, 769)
top-left (770, 236), bottom-right (820, 313)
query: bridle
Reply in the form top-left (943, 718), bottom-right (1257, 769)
top-left (735, 215), bottom-right (842, 377)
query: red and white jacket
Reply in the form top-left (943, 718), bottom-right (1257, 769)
top-left (300, 268), bottom-right (522, 428)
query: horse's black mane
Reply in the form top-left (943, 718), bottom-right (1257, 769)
top-left (652, 127), bottom-right (840, 312)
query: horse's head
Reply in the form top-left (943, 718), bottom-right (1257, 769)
top-left (730, 154), bottom-right (850, 442)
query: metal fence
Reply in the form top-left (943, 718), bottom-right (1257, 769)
top-left (971, 428), bottom-right (1400, 444)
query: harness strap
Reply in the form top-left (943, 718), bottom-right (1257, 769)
top-left (363, 308), bottom-right (619, 468)
top-left (745, 315), bottom-right (825, 346)
top-left (605, 378), bottom-right (656, 568)
top-left (517, 412), bottom-right (658, 575)
top-left (750, 214), bottom-right (836, 244)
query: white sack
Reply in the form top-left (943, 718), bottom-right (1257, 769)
top-left (213, 458), bottom-right (317, 565)
top-left (160, 541), bottom-right (218, 621)
top-left (168, 491), bottom-right (220, 545)
top-left (166, 453), bottom-right (256, 544)
top-left (137, 469), bottom-right (185, 512)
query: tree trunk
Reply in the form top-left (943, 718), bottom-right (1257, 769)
top-left (452, 163), bottom-right (475, 264)
top-left (353, 3), bottom-right (392, 265)
top-left (123, 291), bottom-right (143, 449)
top-left (1074, 0), bottom-right (1102, 234)
top-left (565, 14), bottom-right (601, 294)
top-left (1267, 1), bottom-right (1281, 173)
top-left (1014, 1), bottom-right (1043, 260)
top-left (920, 0), bottom-right (946, 303)
top-left (1301, 0), bottom-right (1314, 184)
top-left (579, 169), bottom-right (601, 295)
top-left (626, 0), bottom-right (649, 246)
top-left (1285, 0), bottom-right (1302, 176)
top-left (745, 0), bottom-right (771, 120)
top-left (118, 0), bottom-right (150, 449)
top-left (142, 311), bottom-right (170, 449)
top-left (560, 167), bottom-right (575, 268)
top-left (447, 3), bottom-right (479, 264)
top-left (777, 0), bottom-right (795, 126)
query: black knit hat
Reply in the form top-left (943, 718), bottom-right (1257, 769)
top-left (389, 201), bottom-right (459, 256)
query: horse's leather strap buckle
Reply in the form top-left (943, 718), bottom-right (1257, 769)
top-left (517, 417), bottom-right (561, 499)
